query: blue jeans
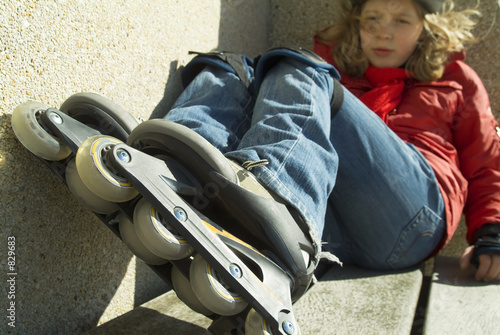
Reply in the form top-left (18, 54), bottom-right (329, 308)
top-left (163, 57), bottom-right (445, 270)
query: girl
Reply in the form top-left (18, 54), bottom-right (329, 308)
top-left (163, 0), bottom-right (500, 282)
top-left (314, 0), bottom-right (500, 281)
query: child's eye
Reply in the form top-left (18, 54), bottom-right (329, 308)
top-left (396, 18), bottom-right (410, 24)
top-left (362, 16), bottom-right (380, 26)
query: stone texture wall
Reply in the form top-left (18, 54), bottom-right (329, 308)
top-left (1, 0), bottom-right (498, 334)
top-left (0, 1), bottom-right (269, 334)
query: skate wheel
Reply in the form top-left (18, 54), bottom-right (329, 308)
top-left (75, 135), bottom-right (138, 202)
top-left (133, 197), bottom-right (194, 260)
top-left (11, 101), bottom-right (71, 161)
top-left (245, 309), bottom-right (300, 335)
top-left (190, 253), bottom-right (248, 316)
top-left (245, 309), bottom-right (273, 335)
top-left (118, 214), bottom-right (169, 265)
top-left (65, 159), bottom-right (117, 214)
top-left (171, 265), bottom-right (213, 315)
top-left (60, 92), bottom-right (139, 141)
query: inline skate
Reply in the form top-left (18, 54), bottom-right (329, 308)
top-left (11, 92), bottom-right (317, 334)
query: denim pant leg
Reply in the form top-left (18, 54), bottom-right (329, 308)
top-left (322, 89), bottom-right (446, 270)
top-left (226, 58), bottom-right (338, 244)
top-left (163, 66), bottom-right (254, 153)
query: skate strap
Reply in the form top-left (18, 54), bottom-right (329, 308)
top-left (186, 51), bottom-right (252, 89)
top-left (330, 78), bottom-right (343, 119)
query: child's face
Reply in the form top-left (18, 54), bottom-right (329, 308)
top-left (359, 0), bottom-right (424, 69)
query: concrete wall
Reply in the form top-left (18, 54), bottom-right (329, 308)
top-left (0, 1), bottom-right (269, 334)
top-left (1, 0), bottom-right (499, 334)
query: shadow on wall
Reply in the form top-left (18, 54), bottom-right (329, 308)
top-left (217, 0), bottom-right (270, 55)
top-left (0, 109), bottom-right (139, 335)
top-left (0, 1), bottom-right (271, 335)
top-left (150, 0), bottom-right (271, 120)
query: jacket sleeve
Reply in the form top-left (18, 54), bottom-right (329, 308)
top-left (452, 62), bottom-right (500, 243)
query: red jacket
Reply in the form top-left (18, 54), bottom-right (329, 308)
top-left (314, 40), bottom-right (500, 247)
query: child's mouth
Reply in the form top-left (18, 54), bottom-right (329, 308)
top-left (373, 48), bottom-right (393, 56)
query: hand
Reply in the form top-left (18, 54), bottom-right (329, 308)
top-left (460, 246), bottom-right (500, 282)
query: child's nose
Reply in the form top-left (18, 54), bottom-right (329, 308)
top-left (376, 21), bottom-right (393, 39)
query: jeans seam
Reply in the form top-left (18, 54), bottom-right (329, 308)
top-left (272, 68), bottom-right (319, 180)
top-left (263, 68), bottom-right (327, 234)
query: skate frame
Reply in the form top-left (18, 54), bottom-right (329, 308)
top-left (36, 108), bottom-right (300, 335)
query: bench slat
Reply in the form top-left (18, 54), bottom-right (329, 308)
top-left (84, 291), bottom-right (212, 335)
top-left (293, 264), bottom-right (423, 335)
top-left (423, 256), bottom-right (500, 335)
top-left (85, 264), bottom-right (423, 335)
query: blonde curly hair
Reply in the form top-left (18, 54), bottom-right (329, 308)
top-left (316, 0), bottom-right (481, 82)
